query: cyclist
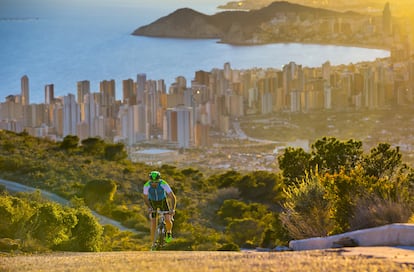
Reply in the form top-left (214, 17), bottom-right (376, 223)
top-left (143, 171), bottom-right (176, 246)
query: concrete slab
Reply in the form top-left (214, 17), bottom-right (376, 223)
top-left (289, 223), bottom-right (414, 251)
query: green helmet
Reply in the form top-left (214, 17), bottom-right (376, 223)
top-left (149, 171), bottom-right (161, 180)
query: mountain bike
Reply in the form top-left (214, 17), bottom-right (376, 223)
top-left (151, 210), bottom-right (171, 251)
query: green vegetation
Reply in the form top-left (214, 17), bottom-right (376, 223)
top-left (0, 192), bottom-right (102, 252)
top-left (0, 130), bottom-right (413, 252)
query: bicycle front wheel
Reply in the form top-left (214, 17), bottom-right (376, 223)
top-left (156, 224), bottom-right (166, 249)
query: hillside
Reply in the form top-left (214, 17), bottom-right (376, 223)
top-left (132, 1), bottom-right (363, 44)
top-left (1, 130), bottom-right (414, 252)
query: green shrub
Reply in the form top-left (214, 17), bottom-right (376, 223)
top-left (163, 237), bottom-right (193, 251)
top-left (351, 196), bottom-right (413, 229)
top-left (217, 242), bottom-right (240, 251)
top-left (280, 171), bottom-right (332, 239)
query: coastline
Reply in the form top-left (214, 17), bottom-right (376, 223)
top-left (132, 31), bottom-right (391, 51)
top-left (217, 38), bottom-right (390, 51)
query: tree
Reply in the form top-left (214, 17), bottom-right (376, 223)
top-left (83, 179), bottom-right (117, 206)
top-left (104, 143), bottom-right (127, 161)
top-left (237, 171), bottom-right (283, 203)
top-left (68, 208), bottom-right (103, 252)
top-left (362, 143), bottom-right (402, 179)
top-left (210, 170), bottom-right (243, 188)
top-left (226, 218), bottom-right (264, 247)
top-left (278, 147), bottom-right (311, 186)
top-left (60, 135), bottom-right (79, 150)
top-left (217, 199), bottom-right (248, 223)
top-left (311, 137), bottom-right (363, 174)
top-left (81, 137), bottom-right (105, 156)
top-left (27, 203), bottom-right (77, 248)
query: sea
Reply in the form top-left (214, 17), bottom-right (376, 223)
top-left (0, 0), bottom-right (390, 103)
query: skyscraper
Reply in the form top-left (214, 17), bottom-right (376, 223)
top-left (164, 106), bottom-right (192, 148)
top-left (44, 84), bottom-right (54, 104)
top-left (122, 79), bottom-right (135, 105)
top-left (83, 93), bottom-right (99, 137)
top-left (99, 79), bottom-right (115, 106)
top-left (77, 80), bottom-right (90, 104)
top-left (21, 75), bottom-right (29, 106)
top-left (136, 73), bottom-right (146, 104)
top-left (63, 94), bottom-right (79, 137)
top-left (383, 2), bottom-right (392, 35)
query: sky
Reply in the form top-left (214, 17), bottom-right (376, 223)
top-left (0, 0), bottom-right (226, 16)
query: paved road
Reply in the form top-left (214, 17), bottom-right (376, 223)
top-left (232, 121), bottom-right (281, 144)
top-left (0, 178), bottom-right (139, 234)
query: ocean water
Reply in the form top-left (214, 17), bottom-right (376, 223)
top-left (0, 0), bottom-right (390, 103)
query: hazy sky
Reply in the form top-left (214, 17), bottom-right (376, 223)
top-left (0, 0), bottom-right (226, 16)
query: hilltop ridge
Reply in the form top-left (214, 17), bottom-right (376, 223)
top-left (132, 1), bottom-right (367, 45)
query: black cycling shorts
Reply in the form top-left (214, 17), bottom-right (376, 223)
top-left (149, 198), bottom-right (170, 218)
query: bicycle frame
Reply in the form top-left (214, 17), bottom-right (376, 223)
top-left (152, 210), bottom-right (170, 250)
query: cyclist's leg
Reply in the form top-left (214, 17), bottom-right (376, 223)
top-left (160, 199), bottom-right (173, 241)
top-left (149, 211), bottom-right (157, 243)
top-left (149, 200), bottom-right (161, 246)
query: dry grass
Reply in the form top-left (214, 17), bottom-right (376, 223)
top-left (1, 250), bottom-right (413, 272)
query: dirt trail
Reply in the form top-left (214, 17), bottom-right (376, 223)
top-left (1, 249), bottom-right (414, 272)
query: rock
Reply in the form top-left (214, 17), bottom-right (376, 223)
top-left (332, 237), bottom-right (359, 248)
top-left (290, 223), bottom-right (414, 251)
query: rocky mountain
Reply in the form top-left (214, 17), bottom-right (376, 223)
top-left (131, 1), bottom-right (362, 44)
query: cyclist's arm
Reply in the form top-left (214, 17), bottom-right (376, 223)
top-left (143, 195), bottom-right (152, 210)
top-left (143, 183), bottom-right (152, 211)
top-left (167, 191), bottom-right (176, 213)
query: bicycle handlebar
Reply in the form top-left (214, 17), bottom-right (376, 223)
top-left (157, 210), bottom-right (172, 215)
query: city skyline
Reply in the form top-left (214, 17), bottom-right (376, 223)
top-left (1, 0), bottom-right (412, 152)
top-left (1, 45), bottom-right (413, 148)
top-left (1, 0), bottom-right (392, 102)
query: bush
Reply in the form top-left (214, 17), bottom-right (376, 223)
top-left (83, 179), bottom-right (117, 206)
top-left (280, 172), bottom-right (333, 239)
top-left (351, 196), bottom-right (413, 230)
top-left (226, 218), bottom-right (264, 246)
top-left (162, 237), bottom-right (194, 251)
top-left (0, 238), bottom-right (20, 252)
top-left (27, 203), bottom-right (78, 248)
top-left (63, 208), bottom-right (103, 252)
top-left (217, 242), bottom-right (240, 251)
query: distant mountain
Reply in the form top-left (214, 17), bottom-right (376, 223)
top-left (132, 1), bottom-right (362, 44)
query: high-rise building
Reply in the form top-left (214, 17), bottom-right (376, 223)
top-left (118, 105), bottom-right (133, 145)
top-left (136, 73), bottom-right (146, 104)
top-left (21, 75), bottom-right (29, 106)
top-left (383, 2), bottom-right (392, 35)
top-left (83, 93), bottom-right (99, 137)
top-left (45, 84), bottom-right (54, 104)
top-left (77, 80), bottom-right (90, 104)
top-left (194, 70), bottom-right (210, 86)
top-left (122, 78), bottom-right (136, 105)
top-left (227, 94), bottom-right (244, 117)
top-left (99, 79), bottom-right (115, 106)
top-left (63, 94), bottom-right (79, 137)
top-left (194, 123), bottom-right (210, 147)
top-left (171, 76), bottom-right (187, 95)
top-left (99, 79), bottom-right (116, 118)
top-left (223, 62), bottom-right (232, 81)
top-left (164, 106), bottom-right (193, 148)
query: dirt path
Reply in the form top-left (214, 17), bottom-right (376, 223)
top-left (1, 249), bottom-right (414, 272)
top-left (339, 246), bottom-right (414, 265)
top-left (0, 179), bottom-right (139, 234)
